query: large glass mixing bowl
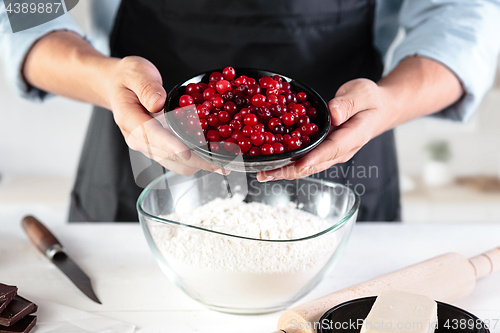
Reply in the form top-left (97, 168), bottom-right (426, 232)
top-left (137, 171), bottom-right (359, 314)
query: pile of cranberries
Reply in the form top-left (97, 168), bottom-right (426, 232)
top-left (172, 67), bottom-right (320, 156)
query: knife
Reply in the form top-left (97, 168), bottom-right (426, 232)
top-left (21, 215), bottom-right (102, 304)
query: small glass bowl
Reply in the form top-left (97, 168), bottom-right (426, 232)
top-left (164, 68), bottom-right (331, 172)
top-left (137, 172), bottom-right (358, 314)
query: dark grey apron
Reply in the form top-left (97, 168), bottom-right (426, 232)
top-left (69, 0), bottom-right (400, 222)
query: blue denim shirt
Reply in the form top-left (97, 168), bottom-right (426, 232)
top-left (1, 0), bottom-right (500, 121)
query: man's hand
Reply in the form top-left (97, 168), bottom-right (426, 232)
top-left (107, 56), bottom-right (226, 176)
top-left (256, 56), bottom-right (464, 182)
top-left (257, 79), bottom-right (385, 181)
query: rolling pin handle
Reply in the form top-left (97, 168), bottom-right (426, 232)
top-left (469, 247), bottom-right (500, 279)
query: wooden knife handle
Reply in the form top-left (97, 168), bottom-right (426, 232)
top-left (22, 215), bottom-right (62, 256)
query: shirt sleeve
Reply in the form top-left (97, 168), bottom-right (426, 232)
top-left (390, 0), bottom-right (500, 121)
top-left (0, 3), bottom-right (85, 102)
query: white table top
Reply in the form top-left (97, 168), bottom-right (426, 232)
top-left (1, 222), bottom-right (499, 333)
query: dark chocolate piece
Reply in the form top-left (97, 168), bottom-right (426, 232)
top-left (0, 285), bottom-right (17, 303)
top-left (0, 315), bottom-right (36, 333)
top-left (0, 297), bottom-right (37, 327)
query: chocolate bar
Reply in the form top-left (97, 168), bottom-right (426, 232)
top-left (0, 316), bottom-right (36, 333)
top-left (0, 285), bottom-right (17, 303)
top-left (0, 297), bottom-right (37, 327)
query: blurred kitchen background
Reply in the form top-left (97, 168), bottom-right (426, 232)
top-left (1, 2), bottom-right (499, 224)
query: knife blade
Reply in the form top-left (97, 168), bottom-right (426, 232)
top-left (21, 215), bottom-right (101, 304)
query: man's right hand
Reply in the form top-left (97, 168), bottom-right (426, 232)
top-left (106, 56), bottom-right (227, 176)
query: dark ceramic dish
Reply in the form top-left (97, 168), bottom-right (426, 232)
top-left (164, 68), bottom-right (331, 172)
top-left (317, 296), bottom-right (490, 333)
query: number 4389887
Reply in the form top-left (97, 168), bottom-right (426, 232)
top-left (5, 2), bottom-right (62, 14)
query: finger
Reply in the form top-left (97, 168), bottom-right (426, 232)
top-left (329, 79), bottom-right (380, 126)
top-left (258, 112), bottom-right (372, 181)
top-left (145, 146), bottom-right (230, 176)
top-left (113, 94), bottom-right (192, 161)
top-left (295, 113), bottom-right (371, 170)
top-left (122, 57), bottom-right (167, 113)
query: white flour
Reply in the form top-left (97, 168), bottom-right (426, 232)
top-left (150, 195), bottom-right (340, 311)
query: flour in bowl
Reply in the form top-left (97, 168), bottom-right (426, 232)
top-left (149, 195), bottom-right (342, 311)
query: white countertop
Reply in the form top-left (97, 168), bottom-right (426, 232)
top-left (1, 222), bottom-right (499, 333)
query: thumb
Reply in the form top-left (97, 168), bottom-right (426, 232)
top-left (125, 59), bottom-right (167, 113)
top-left (328, 79), bottom-right (378, 126)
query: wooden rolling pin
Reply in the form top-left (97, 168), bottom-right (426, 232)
top-left (272, 247), bottom-right (500, 333)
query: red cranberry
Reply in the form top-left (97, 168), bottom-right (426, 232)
top-left (192, 93), bottom-right (204, 104)
top-left (268, 118), bottom-right (281, 130)
top-left (207, 114), bottom-right (219, 127)
top-left (250, 132), bottom-right (265, 146)
top-left (253, 123), bottom-right (265, 133)
top-left (309, 123), bottom-right (319, 138)
top-left (264, 132), bottom-right (276, 144)
top-left (179, 94), bottom-right (194, 107)
top-left (274, 134), bottom-right (283, 143)
top-left (222, 67), bottom-right (236, 80)
top-left (209, 143), bottom-right (220, 151)
top-left (301, 136), bottom-right (311, 146)
top-left (207, 130), bottom-right (221, 142)
top-left (234, 96), bottom-right (246, 106)
top-left (281, 81), bottom-right (291, 91)
top-left (236, 83), bottom-right (248, 94)
top-left (288, 137), bottom-right (302, 150)
top-left (261, 143), bottom-right (274, 155)
top-left (256, 107), bottom-right (272, 123)
top-left (244, 114), bottom-right (258, 126)
top-left (234, 76), bottom-right (247, 86)
top-left (173, 108), bottom-right (184, 119)
top-left (196, 105), bottom-right (210, 119)
top-left (218, 111), bottom-right (230, 122)
top-left (294, 104), bottom-right (306, 116)
top-left (246, 77), bottom-right (257, 85)
top-left (200, 119), bottom-right (208, 130)
top-left (203, 88), bottom-right (216, 101)
top-left (238, 138), bottom-right (252, 152)
top-left (249, 146), bottom-right (262, 156)
top-left (297, 92), bottom-right (307, 102)
top-left (283, 134), bottom-right (291, 146)
top-left (251, 94), bottom-right (266, 107)
top-left (247, 84), bottom-right (261, 97)
top-left (273, 124), bottom-right (285, 135)
top-left (267, 95), bottom-right (279, 104)
top-left (186, 83), bottom-right (201, 95)
top-left (222, 91), bottom-right (234, 101)
top-left (282, 113), bottom-right (295, 126)
top-left (216, 80), bottom-right (231, 94)
top-left (187, 118), bottom-right (200, 131)
top-left (272, 143), bottom-right (285, 154)
top-left (223, 101), bottom-right (238, 116)
top-left (297, 115), bottom-right (310, 127)
top-left (306, 107), bottom-right (318, 120)
top-left (270, 103), bottom-right (283, 117)
top-left (229, 119), bottom-right (243, 131)
top-left (202, 100), bottom-right (214, 111)
top-left (242, 125), bottom-right (254, 137)
top-left (218, 124), bottom-right (232, 138)
top-left (231, 130), bottom-right (245, 142)
top-left (291, 130), bottom-right (302, 139)
top-left (198, 82), bottom-right (208, 91)
top-left (224, 138), bottom-right (239, 152)
top-left (212, 96), bottom-right (224, 108)
top-left (209, 72), bottom-right (223, 82)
